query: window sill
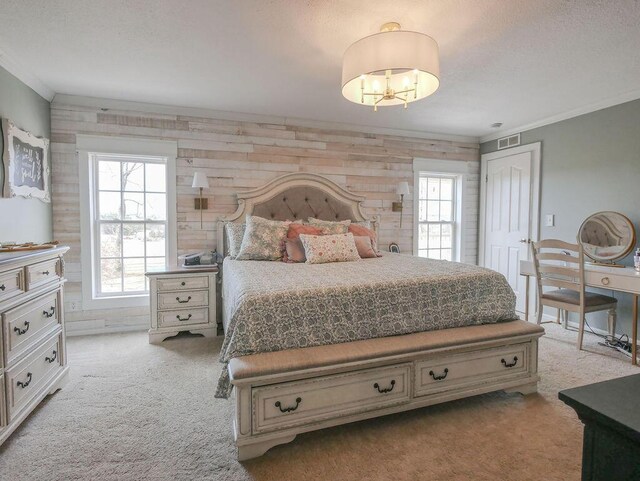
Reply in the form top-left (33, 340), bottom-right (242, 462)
top-left (82, 294), bottom-right (149, 311)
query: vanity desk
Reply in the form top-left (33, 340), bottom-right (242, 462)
top-left (520, 260), bottom-right (640, 364)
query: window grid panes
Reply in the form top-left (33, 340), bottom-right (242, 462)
top-left (417, 175), bottom-right (456, 261)
top-left (93, 153), bottom-right (167, 297)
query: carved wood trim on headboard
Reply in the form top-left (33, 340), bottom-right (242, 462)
top-left (216, 173), bottom-right (379, 255)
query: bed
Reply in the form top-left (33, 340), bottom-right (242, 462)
top-left (215, 173), bottom-right (543, 460)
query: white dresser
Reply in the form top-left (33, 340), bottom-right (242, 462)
top-left (146, 266), bottom-right (218, 343)
top-left (0, 246), bottom-right (69, 446)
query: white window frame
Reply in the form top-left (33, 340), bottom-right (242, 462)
top-left (78, 135), bottom-right (177, 309)
top-left (416, 174), bottom-right (458, 261)
top-left (412, 158), bottom-right (478, 263)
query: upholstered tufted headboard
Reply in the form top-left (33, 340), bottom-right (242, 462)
top-left (216, 173), bottom-right (379, 256)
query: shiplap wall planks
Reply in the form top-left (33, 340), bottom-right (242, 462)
top-left (50, 99), bottom-right (479, 334)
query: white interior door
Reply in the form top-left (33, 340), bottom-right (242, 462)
top-left (480, 144), bottom-right (540, 315)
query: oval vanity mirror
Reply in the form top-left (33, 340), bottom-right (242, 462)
top-left (578, 211), bottom-right (636, 266)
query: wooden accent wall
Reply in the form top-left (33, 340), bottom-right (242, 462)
top-left (50, 100), bottom-right (479, 334)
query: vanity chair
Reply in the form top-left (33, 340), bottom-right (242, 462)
top-left (531, 239), bottom-right (617, 350)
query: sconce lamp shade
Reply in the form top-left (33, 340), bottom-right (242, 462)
top-left (192, 172), bottom-right (210, 189)
top-left (396, 181), bottom-right (410, 196)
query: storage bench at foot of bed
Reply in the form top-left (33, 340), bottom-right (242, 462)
top-left (227, 320), bottom-right (544, 461)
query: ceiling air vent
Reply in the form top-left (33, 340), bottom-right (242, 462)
top-left (497, 133), bottom-right (521, 150)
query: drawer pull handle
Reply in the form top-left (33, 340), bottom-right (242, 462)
top-left (14, 321), bottom-right (30, 335)
top-left (17, 372), bottom-right (32, 389)
top-left (0, 284), bottom-right (5, 291)
top-left (601, 277), bottom-right (610, 286)
top-left (275, 397), bottom-right (302, 413)
top-left (45, 350), bottom-right (58, 363)
top-left (42, 270), bottom-right (50, 276)
top-left (43, 306), bottom-right (56, 318)
top-left (176, 314), bottom-right (192, 322)
top-left (501, 356), bottom-right (518, 368)
top-left (373, 379), bottom-right (396, 393)
top-left (176, 296), bottom-right (191, 304)
top-left (181, 281), bottom-right (186, 286)
top-left (429, 368), bottom-right (449, 381)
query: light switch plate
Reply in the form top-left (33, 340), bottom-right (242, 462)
top-left (545, 214), bottom-right (555, 227)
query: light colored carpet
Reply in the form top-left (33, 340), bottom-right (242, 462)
top-left (0, 323), bottom-right (637, 481)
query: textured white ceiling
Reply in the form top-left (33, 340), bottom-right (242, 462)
top-left (1, 0), bottom-right (639, 138)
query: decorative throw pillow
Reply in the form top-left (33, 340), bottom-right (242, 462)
top-left (236, 215), bottom-right (290, 261)
top-left (299, 233), bottom-right (361, 264)
top-left (353, 235), bottom-right (381, 259)
top-left (225, 223), bottom-right (246, 259)
top-left (282, 224), bottom-right (324, 263)
top-left (307, 217), bottom-right (351, 235)
top-left (353, 220), bottom-right (372, 230)
top-left (348, 224), bottom-right (378, 251)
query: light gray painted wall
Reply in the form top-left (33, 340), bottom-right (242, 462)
top-left (0, 65), bottom-right (52, 244)
top-left (481, 99), bottom-right (640, 338)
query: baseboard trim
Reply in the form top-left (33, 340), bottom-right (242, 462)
top-left (66, 319), bottom-right (148, 337)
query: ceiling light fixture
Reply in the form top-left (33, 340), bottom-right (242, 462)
top-left (341, 22), bottom-right (440, 111)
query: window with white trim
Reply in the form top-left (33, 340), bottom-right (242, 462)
top-left (91, 153), bottom-right (168, 296)
top-left (417, 174), bottom-right (456, 261)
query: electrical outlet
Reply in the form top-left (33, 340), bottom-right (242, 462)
top-left (545, 214), bottom-right (555, 227)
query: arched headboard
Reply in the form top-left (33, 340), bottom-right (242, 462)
top-left (216, 173), bottom-right (379, 255)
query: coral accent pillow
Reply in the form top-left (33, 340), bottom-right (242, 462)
top-left (236, 215), bottom-right (290, 261)
top-left (287, 223), bottom-right (324, 239)
top-left (348, 224), bottom-right (378, 251)
top-left (353, 235), bottom-right (381, 259)
top-left (299, 233), bottom-right (360, 264)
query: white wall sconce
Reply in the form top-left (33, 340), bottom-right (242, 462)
top-left (192, 172), bottom-right (210, 229)
top-left (392, 181), bottom-right (410, 227)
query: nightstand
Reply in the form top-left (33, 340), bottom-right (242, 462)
top-left (145, 266), bottom-right (218, 344)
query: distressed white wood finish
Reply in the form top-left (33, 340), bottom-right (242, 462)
top-left (50, 99), bottom-right (479, 334)
top-left (231, 327), bottom-right (542, 460)
top-left (0, 247), bottom-right (70, 446)
top-left (146, 268), bottom-right (218, 344)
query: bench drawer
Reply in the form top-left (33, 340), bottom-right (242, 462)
top-left (0, 269), bottom-right (24, 303)
top-left (158, 307), bottom-right (209, 328)
top-left (5, 333), bottom-right (63, 422)
top-left (157, 290), bottom-right (208, 310)
top-left (252, 363), bottom-right (411, 434)
top-left (27, 258), bottom-right (61, 290)
top-left (157, 276), bottom-right (209, 292)
top-left (414, 343), bottom-right (529, 397)
top-left (3, 290), bottom-right (61, 366)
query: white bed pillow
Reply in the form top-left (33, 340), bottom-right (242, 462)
top-left (236, 215), bottom-right (290, 261)
top-left (299, 233), bottom-right (361, 264)
top-left (225, 223), bottom-right (245, 259)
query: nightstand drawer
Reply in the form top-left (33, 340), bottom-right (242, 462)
top-left (3, 290), bottom-right (61, 366)
top-left (5, 333), bottom-right (63, 422)
top-left (0, 269), bottom-right (24, 303)
top-left (158, 307), bottom-right (209, 328)
top-left (157, 290), bottom-right (208, 310)
top-left (157, 276), bottom-right (208, 292)
top-left (26, 258), bottom-right (60, 290)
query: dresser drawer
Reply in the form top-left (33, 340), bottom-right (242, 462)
top-left (585, 271), bottom-right (637, 293)
top-left (414, 344), bottom-right (529, 397)
top-left (5, 333), bottom-right (63, 422)
top-left (157, 290), bottom-right (208, 310)
top-left (0, 269), bottom-right (24, 303)
top-left (252, 363), bottom-right (411, 434)
top-left (26, 258), bottom-right (61, 290)
top-left (3, 290), bottom-right (61, 367)
top-left (0, 374), bottom-right (5, 427)
top-left (158, 307), bottom-right (209, 328)
top-left (157, 276), bottom-right (208, 292)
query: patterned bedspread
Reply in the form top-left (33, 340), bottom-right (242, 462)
top-left (215, 254), bottom-right (517, 398)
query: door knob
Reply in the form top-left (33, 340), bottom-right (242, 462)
top-left (519, 238), bottom-right (531, 244)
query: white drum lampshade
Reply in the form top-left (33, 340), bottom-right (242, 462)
top-left (342, 23), bottom-right (440, 110)
top-left (192, 172), bottom-right (210, 189)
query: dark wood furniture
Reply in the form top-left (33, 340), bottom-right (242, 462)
top-left (559, 374), bottom-right (640, 481)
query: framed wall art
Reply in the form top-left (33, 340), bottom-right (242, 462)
top-left (2, 118), bottom-right (50, 202)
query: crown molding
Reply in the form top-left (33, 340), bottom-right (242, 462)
top-left (0, 45), bottom-right (55, 101)
top-left (51, 94), bottom-right (480, 144)
top-left (480, 88), bottom-right (640, 143)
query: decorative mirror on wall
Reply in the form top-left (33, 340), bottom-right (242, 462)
top-left (578, 211), bottom-right (636, 266)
